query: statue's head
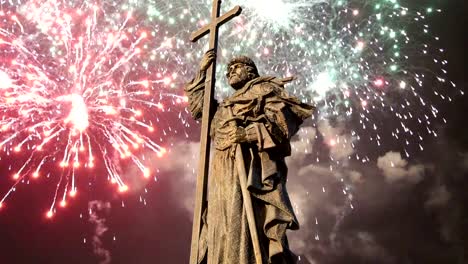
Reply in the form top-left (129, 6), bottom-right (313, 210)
top-left (226, 56), bottom-right (259, 90)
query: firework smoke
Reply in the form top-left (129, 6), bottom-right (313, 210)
top-left (88, 200), bottom-right (112, 264)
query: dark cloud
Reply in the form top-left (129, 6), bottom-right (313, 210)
top-left (425, 185), bottom-right (451, 208)
top-left (283, 113), bottom-right (468, 264)
top-left (153, 140), bottom-right (199, 216)
top-left (461, 153), bottom-right (468, 170)
top-left (317, 120), bottom-right (355, 163)
top-left (377, 151), bottom-right (425, 184)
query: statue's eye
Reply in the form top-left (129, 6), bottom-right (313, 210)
top-left (230, 64), bottom-right (238, 70)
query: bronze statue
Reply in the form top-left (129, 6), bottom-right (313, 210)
top-left (185, 50), bottom-right (315, 264)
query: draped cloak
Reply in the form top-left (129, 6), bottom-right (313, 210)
top-left (185, 71), bottom-right (314, 264)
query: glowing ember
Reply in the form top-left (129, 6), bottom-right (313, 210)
top-left (0, 70), bottom-right (12, 89)
top-left (373, 78), bottom-right (385, 87)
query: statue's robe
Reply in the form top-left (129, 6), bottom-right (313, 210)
top-left (185, 71), bottom-right (314, 264)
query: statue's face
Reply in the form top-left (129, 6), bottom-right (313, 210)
top-left (226, 63), bottom-right (252, 90)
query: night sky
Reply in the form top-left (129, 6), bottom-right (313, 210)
top-left (0, 0), bottom-right (467, 264)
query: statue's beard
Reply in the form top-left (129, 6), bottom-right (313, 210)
top-left (229, 73), bottom-right (252, 90)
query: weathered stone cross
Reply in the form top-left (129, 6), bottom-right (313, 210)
top-left (189, 1), bottom-right (242, 264)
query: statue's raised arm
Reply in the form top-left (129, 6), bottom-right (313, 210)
top-left (184, 50), bottom-right (218, 121)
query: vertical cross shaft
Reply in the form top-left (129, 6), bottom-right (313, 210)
top-left (189, 2), bottom-right (242, 264)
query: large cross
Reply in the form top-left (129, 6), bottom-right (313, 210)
top-left (189, 1), bottom-right (242, 264)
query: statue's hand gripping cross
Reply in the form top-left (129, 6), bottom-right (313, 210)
top-left (188, 2), bottom-right (242, 264)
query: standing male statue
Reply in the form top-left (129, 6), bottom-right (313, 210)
top-left (185, 50), bottom-right (315, 264)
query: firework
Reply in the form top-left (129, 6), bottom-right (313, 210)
top-left (0, 0), bottom-right (188, 216)
top-left (0, 0), bottom-right (459, 216)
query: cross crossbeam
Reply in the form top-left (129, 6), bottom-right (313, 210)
top-left (190, 5), bottom-right (242, 42)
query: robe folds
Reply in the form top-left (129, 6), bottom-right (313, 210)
top-left (185, 71), bottom-right (314, 264)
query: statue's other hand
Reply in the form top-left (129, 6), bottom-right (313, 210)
top-left (200, 49), bottom-right (216, 72)
top-left (228, 126), bottom-right (247, 144)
